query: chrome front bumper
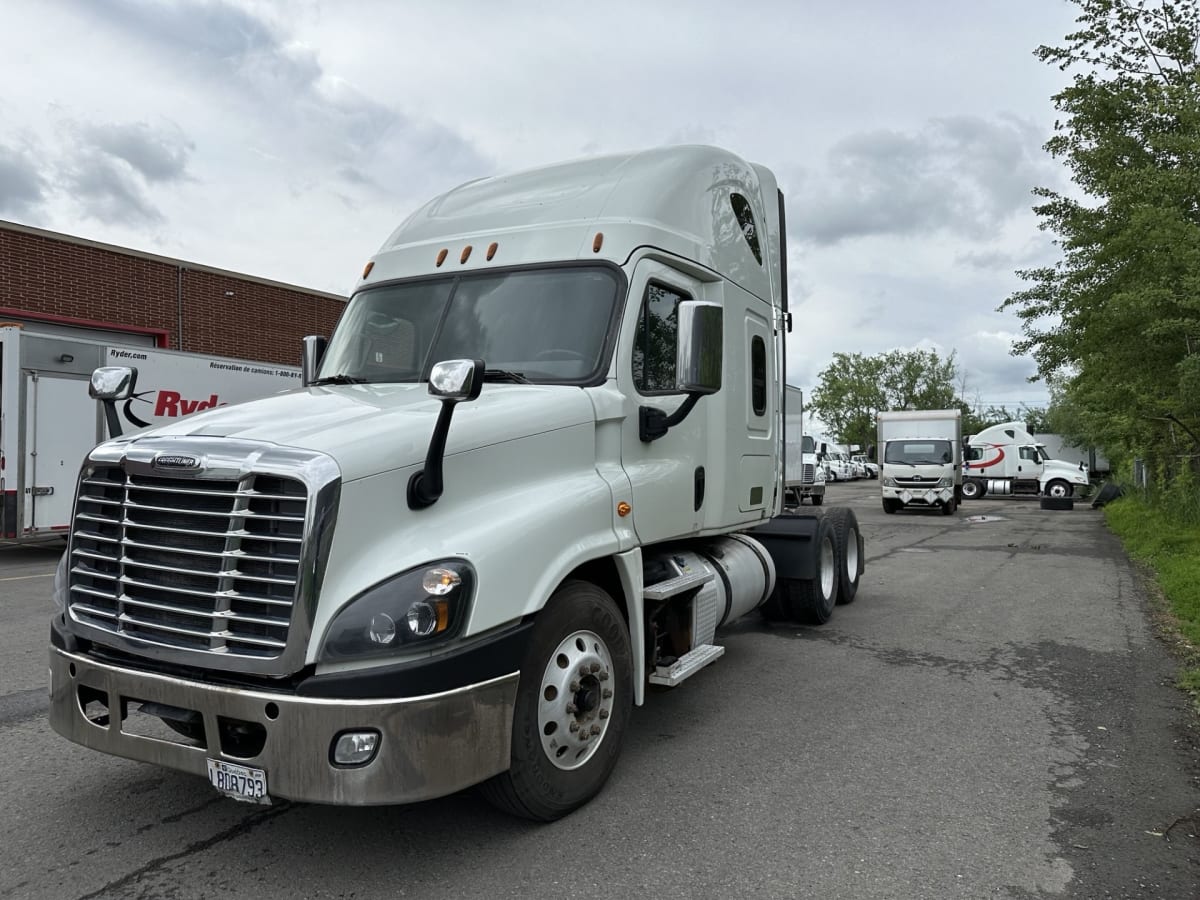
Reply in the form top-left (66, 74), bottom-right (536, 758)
top-left (49, 647), bottom-right (518, 805)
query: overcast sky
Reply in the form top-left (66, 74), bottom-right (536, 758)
top-left (0, 0), bottom-right (1083, 412)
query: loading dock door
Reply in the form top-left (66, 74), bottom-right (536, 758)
top-left (23, 373), bottom-right (97, 533)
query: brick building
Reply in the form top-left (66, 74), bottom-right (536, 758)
top-left (0, 219), bottom-right (346, 361)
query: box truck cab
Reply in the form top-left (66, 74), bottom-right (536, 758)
top-left (876, 409), bottom-right (962, 515)
top-left (49, 146), bottom-right (866, 821)
top-left (962, 421), bottom-right (1091, 500)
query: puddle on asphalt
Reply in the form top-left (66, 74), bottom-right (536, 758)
top-left (898, 548), bottom-right (933, 552)
top-left (964, 515), bottom-right (1005, 523)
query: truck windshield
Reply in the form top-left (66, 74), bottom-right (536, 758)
top-left (884, 440), bottom-right (954, 465)
top-left (801, 436), bottom-right (816, 454)
top-left (317, 266), bottom-right (621, 385)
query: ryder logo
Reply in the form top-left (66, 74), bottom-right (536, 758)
top-left (154, 391), bottom-right (222, 417)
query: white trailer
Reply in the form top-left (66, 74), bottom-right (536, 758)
top-left (876, 409), bottom-right (963, 515)
top-left (963, 421), bottom-right (1091, 500)
top-left (1034, 433), bottom-right (1111, 479)
top-left (49, 146), bottom-right (868, 821)
top-left (0, 325), bottom-right (300, 541)
top-left (783, 385), bottom-right (825, 505)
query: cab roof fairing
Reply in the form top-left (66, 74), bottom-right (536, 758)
top-left (358, 146), bottom-right (779, 306)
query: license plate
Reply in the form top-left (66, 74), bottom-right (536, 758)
top-left (207, 759), bottom-right (270, 804)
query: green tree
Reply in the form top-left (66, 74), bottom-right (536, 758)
top-left (1002, 0), bottom-right (1200, 480)
top-left (809, 349), bottom-right (961, 450)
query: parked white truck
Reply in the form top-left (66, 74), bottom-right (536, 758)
top-left (48, 146), bottom-right (866, 821)
top-left (0, 325), bottom-right (299, 543)
top-left (875, 409), bottom-right (963, 515)
top-left (962, 421), bottom-right (1091, 500)
top-left (783, 385), bottom-right (825, 505)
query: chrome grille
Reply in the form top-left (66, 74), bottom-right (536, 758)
top-left (802, 463), bottom-right (816, 485)
top-left (69, 466), bottom-right (307, 660)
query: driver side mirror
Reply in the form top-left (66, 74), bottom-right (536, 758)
top-left (675, 300), bottom-right (722, 394)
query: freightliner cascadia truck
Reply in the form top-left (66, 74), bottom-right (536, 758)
top-left (48, 146), bottom-right (865, 820)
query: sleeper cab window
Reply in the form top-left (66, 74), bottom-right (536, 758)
top-left (751, 335), bottom-right (766, 416)
top-left (632, 282), bottom-right (687, 394)
top-left (730, 193), bottom-right (763, 265)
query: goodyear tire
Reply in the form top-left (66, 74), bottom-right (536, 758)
top-left (479, 580), bottom-right (632, 821)
top-left (825, 507), bottom-right (861, 605)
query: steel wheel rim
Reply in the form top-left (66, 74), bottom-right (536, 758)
top-left (844, 526), bottom-right (859, 582)
top-left (820, 535), bottom-right (836, 600)
top-left (537, 629), bottom-right (615, 771)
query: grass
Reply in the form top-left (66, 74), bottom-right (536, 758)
top-left (1104, 493), bottom-right (1200, 702)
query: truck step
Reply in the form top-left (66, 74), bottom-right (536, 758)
top-left (648, 644), bottom-right (725, 687)
top-left (643, 569), bottom-right (714, 601)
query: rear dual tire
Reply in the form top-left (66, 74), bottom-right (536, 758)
top-left (761, 514), bottom-right (841, 624)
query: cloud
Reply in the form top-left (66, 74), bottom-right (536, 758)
top-left (70, 0), bottom-right (490, 192)
top-left (63, 153), bottom-right (164, 226)
top-left (52, 118), bottom-right (195, 226)
top-left (0, 143), bottom-right (46, 217)
top-left (85, 121), bottom-right (194, 183)
top-left (794, 115), bottom-right (1054, 246)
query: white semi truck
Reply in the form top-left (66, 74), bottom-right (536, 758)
top-left (48, 146), bottom-right (866, 821)
top-left (876, 409), bottom-right (963, 515)
top-left (783, 385), bottom-right (825, 505)
top-left (0, 325), bottom-right (299, 543)
top-left (962, 421), bottom-right (1091, 500)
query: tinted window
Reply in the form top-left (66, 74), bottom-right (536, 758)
top-left (730, 193), bottom-right (763, 264)
top-left (751, 335), bottom-right (766, 416)
top-left (633, 282), bottom-right (684, 393)
top-left (319, 266), bottom-right (620, 385)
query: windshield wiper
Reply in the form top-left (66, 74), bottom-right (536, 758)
top-left (309, 374), bottom-right (367, 386)
top-left (482, 369), bottom-right (531, 384)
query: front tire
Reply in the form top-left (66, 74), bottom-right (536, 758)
top-left (1045, 479), bottom-right (1072, 499)
top-left (480, 580), bottom-right (632, 821)
top-left (882, 498), bottom-right (902, 514)
top-left (811, 493), bottom-right (824, 506)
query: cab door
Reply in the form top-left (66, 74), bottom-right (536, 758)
top-left (617, 260), bottom-right (710, 543)
top-left (1016, 444), bottom-right (1043, 489)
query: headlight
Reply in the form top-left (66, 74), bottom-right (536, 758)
top-left (937, 477), bottom-right (954, 487)
top-left (52, 550), bottom-right (69, 611)
top-left (319, 560), bottom-right (474, 661)
top-left (882, 477), bottom-right (897, 487)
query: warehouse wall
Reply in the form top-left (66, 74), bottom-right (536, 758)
top-left (0, 220), bottom-right (346, 364)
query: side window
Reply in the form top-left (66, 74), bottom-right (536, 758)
top-left (750, 335), bottom-right (766, 416)
top-left (966, 447), bottom-right (983, 462)
top-left (1019, 446), bottom-right (1038, 461)
top-left (730, 193), bottom-right (763, 265)
top-left (632, 282), bottom-right (685, 393)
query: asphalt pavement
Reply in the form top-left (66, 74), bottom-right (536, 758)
top-left (1, 483), bottom-right (1197, 899)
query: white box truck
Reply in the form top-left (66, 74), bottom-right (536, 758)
top-left (962, 421), bottom-right (1091, 500)
top-left (0, 325), bottom-right (300, 542)
top-left (876, 409), bottom-right (962, 515)
top-left (783, 385), bottom-right (825, 505)
top-left (48, 146), bottom-right (867, 821)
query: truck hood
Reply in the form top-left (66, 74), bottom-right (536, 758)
top-left (130, 383), bottom-right (597, 482)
